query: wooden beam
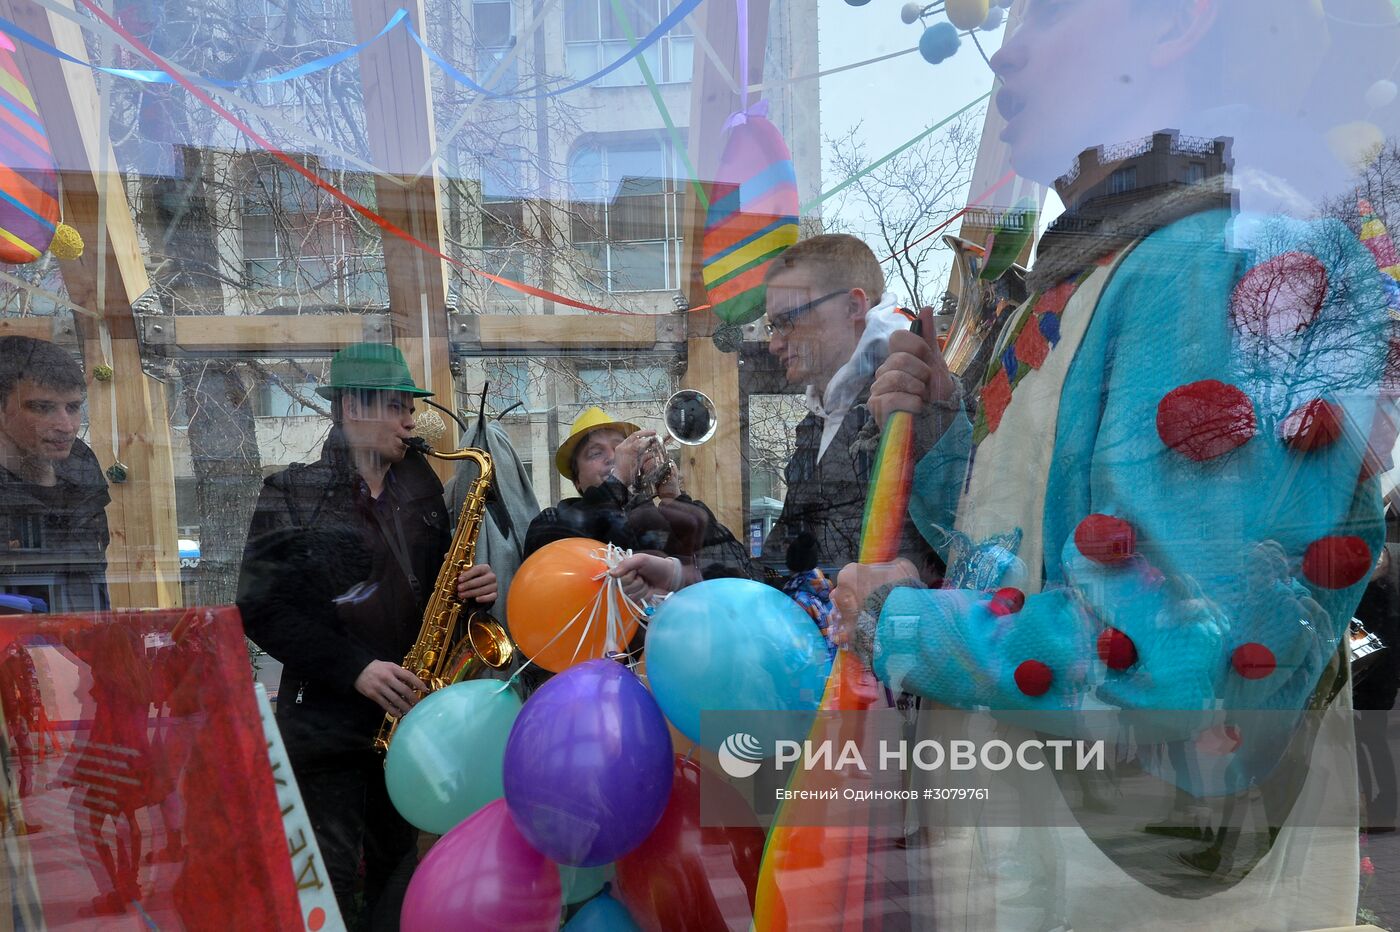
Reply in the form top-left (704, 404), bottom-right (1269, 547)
top-left (677, 0), bottom-right (769, 535)
top-left (134, 313), bottom-right (683, 354)
top-left (2, 0), bottom-right (180, 609)
top-left (141, 314), bottom-right (381, 356)
top-left (470, 314), bottom-right (683, 352)
top-left (0, 318), bottom-right (59, 341)
top-left (351, 0), bottom-right (455, 475)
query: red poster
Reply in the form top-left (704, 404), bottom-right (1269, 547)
top-left (1, 607), bottom-right (302, 929)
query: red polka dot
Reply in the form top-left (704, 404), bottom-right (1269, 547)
top-left (1231, 642), bottom-right (1276, 679)
top-left (1096, 628), bottom-right (1138, 670)
top-left (1302, 535), bottom-right (1373, 589)
top-left (1014, 660), bottom-right (1053, 697)
top-left (1279, 399), bottom-right (1343, 451)
top-left (1156, 380), bottom-right (1256, 461)
top-left (1229, 251), bottom-right (1327, 339)
top-left (988, 587), bottom-right (1025, 616)
top-left (308, 907), bottom-right (326, 931)
top-left (1074, 514), bottom-right (1136, 565)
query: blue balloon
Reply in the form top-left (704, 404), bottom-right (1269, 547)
top-left (385, 680), bottom-right (522, 834)
top-left (844, 0), bottom-right (872, 5)
top-left (504, 660), bottom-right (673, 867)
top-left (919, 21), bottom-right (961, 64)
top-left (564, 892), bottom-right (641, 931)
top-left (645, 578), bottom-right (832, 750)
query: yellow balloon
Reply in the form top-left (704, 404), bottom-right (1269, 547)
top-left (945, 0), bottom-right (989, 31)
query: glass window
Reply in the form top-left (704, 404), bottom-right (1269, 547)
top-left (568, 136), bottom-right (682, 292)
top-left (566, 0), bottom-right (690, 85)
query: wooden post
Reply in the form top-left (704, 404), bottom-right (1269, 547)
top-left (953, 2), bottom-right (1043, 275)
top-left (2, 0), bottom-right (180, 608)
top-left (678, 0), bottom-right (768, 536)
top-left (350, 0), bottom-right (456, 477)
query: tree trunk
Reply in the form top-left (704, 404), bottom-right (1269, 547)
top-left (178, 359), bottom-right (262, 605)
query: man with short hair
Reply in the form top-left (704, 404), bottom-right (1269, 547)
top-left (0, 335), bottom-right (109, 613)
top-left (759, 233), bottom-right (930, 585)
top-left (236, 342), bottom-right (497, 930)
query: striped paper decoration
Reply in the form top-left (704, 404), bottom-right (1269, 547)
top-left (701, 115), bottom-right (798, 325)
top-left (0, 31), bottom-right (59, 264)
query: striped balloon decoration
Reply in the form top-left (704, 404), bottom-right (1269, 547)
top-left (0, 31), bottom-right (63, 264)
top-left (700, 115), bottom-right (799, 325)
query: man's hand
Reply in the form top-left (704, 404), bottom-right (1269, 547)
top-left (868, 306), bottom-right (958, 429)
top-left (830, 558), bottom-right (920, 650)
top-left (456, 563), bottom-right (498, 604)
top-left (609, 552), bottom-right (681, 603)
top-left (610, 429), bottom-right (658, 487)
top-left (655, 460), bottom-right (682, 500)
top-left (355, 660), bottom-right (428, 717)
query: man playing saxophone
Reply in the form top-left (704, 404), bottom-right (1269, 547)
top-left (236, 343), bottom-right (497, 931)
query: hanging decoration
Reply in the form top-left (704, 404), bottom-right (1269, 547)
top-left (882, 0), bottom-right (1012, 66)
top-left (0, 0), bottom-right (703, 101)
top-left (0, 32), bottom-right (81, 264)
top-left (699, 0), bottom-right (799, 326)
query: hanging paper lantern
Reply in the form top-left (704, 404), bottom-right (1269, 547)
top-left (701, 114), bottom-right (799, 326)
top-left (0, 33), bottom-right (69, 264)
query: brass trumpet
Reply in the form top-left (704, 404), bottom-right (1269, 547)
top-left (632, 389), bottom-right (717, 497)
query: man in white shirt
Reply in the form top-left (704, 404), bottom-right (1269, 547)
top-left (758, 234), bottom-right (927, 581)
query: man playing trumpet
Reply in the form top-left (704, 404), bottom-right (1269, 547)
top-left (525, 406), bottom-right (751, 606)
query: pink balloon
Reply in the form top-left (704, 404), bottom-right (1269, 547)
top-left (402, 799), bottom-right (562, 932)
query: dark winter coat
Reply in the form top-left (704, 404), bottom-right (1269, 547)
top-left (524, 474), bottom-right (753, 580)
top-left (236, 427), bottom-right (450, 762)
top-left (0, 438), bottom-right (110, 614)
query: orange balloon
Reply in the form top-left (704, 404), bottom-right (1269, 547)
top-left (507, 537), bottom-right (640, 673)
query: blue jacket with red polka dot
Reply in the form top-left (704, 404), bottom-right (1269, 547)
top-left (865, 208), bottom-right (1398, 794)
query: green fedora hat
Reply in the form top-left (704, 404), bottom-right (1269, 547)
top-left (315, 342), bottom-right (434, 399)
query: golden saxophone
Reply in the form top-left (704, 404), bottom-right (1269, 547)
top-left (373, 438), bottom-right (515, 753)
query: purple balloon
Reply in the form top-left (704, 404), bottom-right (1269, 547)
top-left (401, 799), bottom-right (561, 932)
top-left (504, 659), bottom-right (673, 867)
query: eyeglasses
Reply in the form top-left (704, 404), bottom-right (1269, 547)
top-left (761, 290), bottom-right (850, 339)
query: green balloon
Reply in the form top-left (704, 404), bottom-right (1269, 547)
top-left (559, 862), bottom-right (615, 905)
top-left (385, 680), bottom-right (523, 834)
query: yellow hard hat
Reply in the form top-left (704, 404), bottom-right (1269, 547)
top-left (555, 406), bottom-right (641, 479)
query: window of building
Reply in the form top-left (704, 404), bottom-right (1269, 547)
top-left (241, 160), bottom-right (387, 308)
top-left (1187, 161), bottom-right (1207, 184)
top-left (254, 377), bottom-right (318, 418)
top-left (483, 359), bottom-right (531, 414)
top-left (568, 136), bottom-right (684, 293)
top-left (565, 0), bottom-right (694, 87)
top-left (472, 0), bottom-right (518, 90)
top-left (1109, 165), bottom-right (1138, 195)
top-left (577, 364), bottom-right (671, 405)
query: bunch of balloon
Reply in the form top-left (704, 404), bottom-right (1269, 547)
top-left (562, 890), bottom-right (643, 932)
top-left (644, 578), bottom-right (833, 750)
top-left (508, 538), bottom-right (642, 672)
top-left (615, 756), bottom-right (766, 932)
top-left (503, 659), bottom-right (674, 866)
top-left (400, 799), bottom-right (562, 931)
top-left (384, 680), bottom-right (521, 833)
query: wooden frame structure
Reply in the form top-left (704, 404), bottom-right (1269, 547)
top-left (3, 0), bottom-right (181, 609)
top-left (0, 0), bottom-right (778, 607)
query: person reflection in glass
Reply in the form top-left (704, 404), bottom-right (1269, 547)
top-left (835, 1), bottom-right (1400, 927)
